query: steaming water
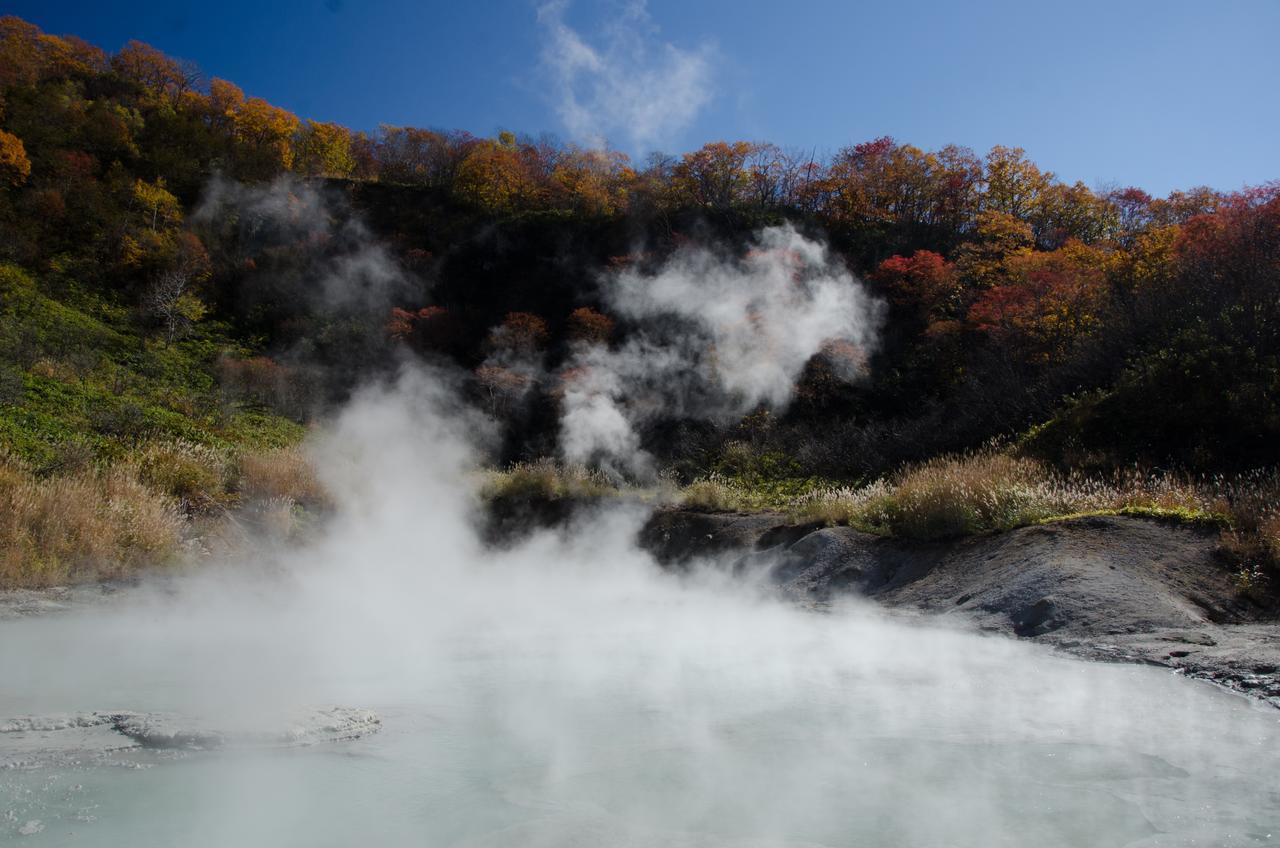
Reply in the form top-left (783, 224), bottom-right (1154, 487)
top-left (3, 383), bottom-right (1279, 846)
top-left (4, 557), bottom-right (1279, 847)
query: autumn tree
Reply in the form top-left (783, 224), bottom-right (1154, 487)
top-left (0, 17), bottom-right (105, 87)
top-left (111, 40), bottom-right (198, 101)
top-left (1147, 186), bottom-right (1221, 228)
top-left (824, 138), bottom-right (984, 251)
top-left (1030, 180), bottom-right (1115, 248)
top-left (386, 305), bottom-right (459, 354)
top-left (295, 120), bottom-right (354, 177)
top-left (566, 307), bottom-right (614, 345)
top-left (0, 16), bottom-right (44, 88)
top-left (1106, 187), bottom-right (1154, 242)
top-left (967, 239), bottom-right (1109, 359)
top-left (550, 148), bottom-right (631, 216)
top-left (374, 126), bottom-right (476, 186)
top-left (671, 141), bottom-right (757, 210)
top-left (486, 312), bottom-right (549, 357)
top-left (209, 79), bottom-right (300, 180)
top-left (826, 136), bottom-right (896, 225)
top-left (454, 135), bottom-right (544, 213)
top-left (116, 177), bottom-right (185, 275)
top-left (982, 146), bottom-right (1050, 220)
top-left (0, 128), bottom-right (29, 185)
top-left (872, 250), bottom-right (960, 324)
top-left (954, 210), bottom-right (1034, 290)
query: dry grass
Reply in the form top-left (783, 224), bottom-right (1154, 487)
top-left (790, 449), bottom-right (1276, 543)
top-left (237, 444), bottom-right (329, 507)
top-left (481, 458), bottom-right (624, 501)
top-left (788, 480), bottom-right (892, 526)
top-left (0, 451), bottom-right (183, 588)
top-left (679, 475), bottom-right (754, 512)
top-left (0, 439), bottom-right (333, 589)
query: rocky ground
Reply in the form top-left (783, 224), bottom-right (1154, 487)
top-left (643, 510), bottom-right (1280, 706)
top-left (0, 707), bottom-right (381, 770)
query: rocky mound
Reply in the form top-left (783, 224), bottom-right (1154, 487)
top-left (643, 509), bottom-right (1280, 704)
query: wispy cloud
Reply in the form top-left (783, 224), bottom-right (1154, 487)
top-left (537, 0), bottom-right (715, 152)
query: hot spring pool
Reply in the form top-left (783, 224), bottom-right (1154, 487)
top-left (2, 579), bottom-right (1278, 848)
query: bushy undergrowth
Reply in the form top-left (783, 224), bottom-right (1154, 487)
top-left (131, 440), bottom-right (237, 513)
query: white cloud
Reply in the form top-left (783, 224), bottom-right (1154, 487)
top-left (537, 0), bottom-right (715, 151)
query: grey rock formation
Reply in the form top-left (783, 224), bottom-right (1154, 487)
top-left (643, 509), bottom-right (1280, 705)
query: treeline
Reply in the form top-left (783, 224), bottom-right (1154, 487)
top-left (0, 16), bottom-right (1277, 479)
top-left (0, 16), bottom-right (1228, 258)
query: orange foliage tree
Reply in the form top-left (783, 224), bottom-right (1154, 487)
top-left (566, 307), bottom-right (614, 345)
top-left (0, 128), bottom-right (29, 185)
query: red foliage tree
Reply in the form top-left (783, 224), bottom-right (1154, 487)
top-left (386, 305), bottom-right (458, 353)
top-left (486, 311), bottom-right (549, 357)
top-left (872, 249), bottom-right (959, 321)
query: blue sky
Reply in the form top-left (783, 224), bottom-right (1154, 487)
top-left (9, 0), bottom-right (1279, 196)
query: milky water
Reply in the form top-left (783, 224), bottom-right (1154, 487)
top-left (3, 380), bottom-right (1279, 846)
top-left (3, 564), bottom-right (1279, 847)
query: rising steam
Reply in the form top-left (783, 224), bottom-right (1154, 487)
top-left (558, 224), bottom-right (883, 476)
top-left (194, 175), bottom-right (416, 317)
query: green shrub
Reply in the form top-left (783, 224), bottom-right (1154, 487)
top-left (131, 440), bottom-right (235, 512)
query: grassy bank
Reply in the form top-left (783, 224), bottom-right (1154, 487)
top-left (0, 442), bottom-right (328, 589)
top-left (484, 450), bottom-right (1279, 592)
top-left (0, 262), bottom-right (330, 589)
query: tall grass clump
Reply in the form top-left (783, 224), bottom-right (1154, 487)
top-left (0, 450), bottom-right (182, 588)
top-left (237, 444), bottom-right (329, 508)
top-left (481, 458), bottom-right (622, 502)
top-left (1206, 469), bottom-right (1280, 590)
top-left (790, 448), bottom-right (1277, 542)
top-left (679, 474), bottom-right (756, 512)
top-left (130, 440), bottom-right (235, 513)
top-left (859, 452), bottom-right (1076, 539)
top-left (788, 451), bottom-right (1078, 539)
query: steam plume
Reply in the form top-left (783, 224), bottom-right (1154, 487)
top-left (558, 225), bottom-right (883, 477)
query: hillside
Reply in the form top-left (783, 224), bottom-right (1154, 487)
top-left (0, 15), bottom-right (1277, 591)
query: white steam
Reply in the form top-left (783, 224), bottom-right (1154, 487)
top-left (194, 175), bottom-right (416, 316)
top-left (558, 225), bottom-right (883, 476)
top-left (608, 225), bottom-right (880, 406)
top-left (537, 0), bottom-right (715, 151)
